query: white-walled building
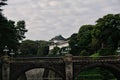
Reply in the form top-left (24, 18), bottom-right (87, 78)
top-left (49, 41), bottom-right (69, 50)
top-left (49, 35), bottom-right (69, 50)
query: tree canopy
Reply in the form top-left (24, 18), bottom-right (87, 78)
top-left (69, 13), bottom-right (120, 56)
top-left (0, 0), bottom-right (27, 54)
top-left (19, 40), bottom-right (49, 56)
top-left (0, 0), bottom-right (7, 11)
top-left (92, 14), bottom-right (120, 55)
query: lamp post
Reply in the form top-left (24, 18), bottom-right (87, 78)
top-left (9, 49), bottom-right (15, 58)
top-left (61, 47), bottom-right (71, 55)
top-left (65, 47), bottom-right (71, 53)
top-left (2, 46), bottom-right (10, 80)
top-left (3, 46), bottom-right (9, 55)
top-left (18, 49), bottom-right (21, 55)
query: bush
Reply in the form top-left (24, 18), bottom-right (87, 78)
top-left (98, 48), bottom-right (115, 56)
top-left (79, 50), bottom-right (89, 56)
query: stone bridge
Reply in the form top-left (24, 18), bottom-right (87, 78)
top-left (1, 54), bottom-right (120, 80)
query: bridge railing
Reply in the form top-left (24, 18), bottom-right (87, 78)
top-left (11, 57), bottom-right (64, 63)
top-left (73, 55), bottom-right (120, 59)
top-left (8, 55), bottom-right (120, 63)
top-left (73, 55), bottom-right (120, 63)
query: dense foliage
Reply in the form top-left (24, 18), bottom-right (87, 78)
top-left (0, 0), bottom-right (27, 54)
top-left (69, 14), bottom-right (120, 56)
top-left (92, 14), bottom-right (120, 55)
top-left (0, 0), bottom-right (7, 11)
top-left (19, 40), bottom-right (49, 56)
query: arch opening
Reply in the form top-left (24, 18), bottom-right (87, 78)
top-left (75, 67), bottom-right (117, 80)
top-left (17, 68), bottom-right (63, 80)
top-left (74, 64), bottom-right (120, 80)
top-left (10, 62), bottom-right (65, 80)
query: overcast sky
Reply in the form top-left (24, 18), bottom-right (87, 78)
top-left (2, 0), bottom-right (120, 41)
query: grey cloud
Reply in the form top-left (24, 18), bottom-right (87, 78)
top-left (3, 0), bottom-right (120, 40)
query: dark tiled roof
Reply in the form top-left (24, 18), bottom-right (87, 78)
top-left (50, 35), bottom-right (66, 41)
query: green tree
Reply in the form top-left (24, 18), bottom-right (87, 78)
top-left (0, 0), bottom-right (27, 53)
top-left (0, 0), bottom-right (7, 11)
top-left (19, 40), bottom-right (49, 56)
top-left (36, 40), bottom-right (50, 56)
top-left (37, 46), bottom-right (49, 56)
top-left (49, 47), bottom-right (60, 56)
top-left (69, 33), bottom-right (79, 55)
top-left (92, 14), bottom-right (120, 55)
top-left (0, 18), bottom-right (27, 53)
top-left (19, 40), bottom-right (38, 55)
top-left (0, 15), bottom-right (19, 53)
top-left (77, 25), bottom-right (93, 45)
top-left (77, 25), bottom-right (94, 56)
top-left (69, 25), bottom-right (94, 56)
top-left (16, 20), bottom-right (27, 41)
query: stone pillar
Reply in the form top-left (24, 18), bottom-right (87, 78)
top-left (43, 68), bottom-right (49, 80)
top-left (2, 55), bottom-right (10, 80)
top-left (64, 54), bottom-right (73, 80)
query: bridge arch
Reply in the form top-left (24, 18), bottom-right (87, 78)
top-left (10, 62), bottom-right (65, 80)
top-left (74, 63), bottom-right (120, 80)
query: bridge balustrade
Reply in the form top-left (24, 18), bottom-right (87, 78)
top-left (73, 56), bottom-right (120, 63)
top-left (7, 55), bottom-right (120, 64)
top-left (11, 57), bottom-right (64, 63)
